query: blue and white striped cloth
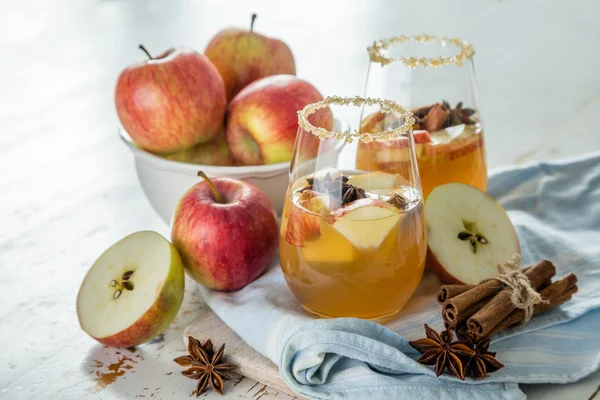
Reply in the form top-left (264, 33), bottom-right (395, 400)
top-left (199, 152), bottom-right (600, 399)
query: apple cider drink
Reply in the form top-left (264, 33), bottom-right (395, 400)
top-left (363, 35), bottom-right (489, 199)
top-left (282, 96), bottom-right (426, 319)
top-left (356, 101), bottom-right (487, 199)
top-left (280, 170), bottom-right (426, 318)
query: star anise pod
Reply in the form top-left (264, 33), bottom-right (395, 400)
top-left (412, 101), bottom-right (477, 131)
top-left (302, 173), bottom-right (365, 207)
top-left (458, 332), bottom-right (504, 379)
top-left (174, 337), bottom-right (237, 396)
top-left (409, 324), bottom-right (475, 380)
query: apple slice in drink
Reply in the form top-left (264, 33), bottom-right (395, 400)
top-left (371, 131), bottom-right (431, 165)
top-left (301, 223), bottom-right (359, 275)
top-left (346, 171), bottom-right (408, 191)
top-left (330, 198), bottom-right (400, 249)
top-left (425, 124), bottom-right (483, 159)
top-left (425, 183), bottom-right (520, 284)
top-left (285, 191), bottom-right (331, 247)
top-left (77, 231), bottom-right (185, 348)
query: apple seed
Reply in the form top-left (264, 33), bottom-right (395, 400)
top-left (122, 270), bottom-right (134, 281)
top-left (458, 231), bottom-right (488, 254)
top-left (476, 234), bottom-right (488, 244)
top-left (458, 231), bottom-right (473, 241)
top-left (122, 281), bottom-right (134, 291)
top-left (110, 280), bottom-right (117, 287)
top-left (113, 290), bottom-right (122, 299)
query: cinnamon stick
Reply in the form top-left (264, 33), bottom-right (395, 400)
top-left (440, 266), bottom-right (533, 327)
top-left (442, 280), bottom-right (505, 327)
top-left (443, 296), bottom-right (491, 330)
top-left (467, 260), bottom-right (557, 339)
top-left (437, 285), bottom-right (476, 304)
top-left (487, 273), bottom-right (578, 337)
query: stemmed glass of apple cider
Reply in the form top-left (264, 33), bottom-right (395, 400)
top-left (280, 96), bottom-right (427, 319)
top-left (359, 35), bottom-right (487, 199)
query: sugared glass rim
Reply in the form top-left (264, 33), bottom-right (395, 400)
top-left (367, 34), bottom-right (475, 67)
top-left (297, 96), bottom-right (414, 143)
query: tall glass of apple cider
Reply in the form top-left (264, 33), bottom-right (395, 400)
top-left (280, 96), bottom-right (426, 319)
top-left (359, 35), bottom-right (487, 199)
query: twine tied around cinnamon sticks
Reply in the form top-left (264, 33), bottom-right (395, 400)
top-left (489, 254), bottom-right (547, 324)
top-left (439, 258), bottom-right (578, 340)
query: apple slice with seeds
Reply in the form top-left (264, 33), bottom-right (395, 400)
top-left (330, 198), bottom-right (400, 249)
top-left (77, 231), bottom-right (185, 347)
top-left (346, 171), bottom-right (408, 192)
top-left (425, 183), bottom-right (520, 284)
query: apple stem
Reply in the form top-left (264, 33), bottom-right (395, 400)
top-left (197, 171), bottom-right (224, 204)
top-left (250, 13), bottom-right (257, 32)
top-left (138, 44), bottom-right (153, 60)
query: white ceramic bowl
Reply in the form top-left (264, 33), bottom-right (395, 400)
top-left (119, 119), bottom-right (346, 225)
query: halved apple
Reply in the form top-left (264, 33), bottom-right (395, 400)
top-left (77, 231), bottom-right (185, 347)
top-left (425, 183), bottom-right (520, 284)
top-left (329, 198), bottom-right (400, 249)
top-left (346, 171), bottom-right (408, 191)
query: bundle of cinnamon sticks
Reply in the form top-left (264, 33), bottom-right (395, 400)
top-left (437, 260), bottom-right (578, 339)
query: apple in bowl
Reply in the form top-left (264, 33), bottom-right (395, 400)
top-left (115, 46), bottom-right (226, 154)
top-left (77, 231), bottom-right (185, 347)
top-left (226, 74), bottom-right (333, 166)
top-left (162, 131), bottom-right (234, 166)
top-left (205, 14), bottom-right (296, 101)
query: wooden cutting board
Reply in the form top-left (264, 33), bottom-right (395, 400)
top-left (183, 309), bottom-right (301, 398)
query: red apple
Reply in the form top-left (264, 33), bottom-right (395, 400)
top-left (226, 75), bottom-right (333, 165)
top-left (205, 14), bottom-right (296, 101)
top-left (171, 173), bottom-right (278, 291)
top-left (162, 131), bottom-right (234, 166)
top-left (115, 45), bottom-right (226, 154)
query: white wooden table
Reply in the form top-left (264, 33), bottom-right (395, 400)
top-left (1, 0), bottom-right (599, 399)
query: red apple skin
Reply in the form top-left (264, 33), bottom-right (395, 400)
top-left (226, 75), bottom-right (333, 165)
top-left (171, 178), bottom-right (278, 291)
top-left (426, 247), bottom-right (466, 285)
top-left (115, 47), bottom-right (226, 154)
top-left (205, 17), bottom-right (296, 101)
top-left (93, 281), bottom-right (183, 347)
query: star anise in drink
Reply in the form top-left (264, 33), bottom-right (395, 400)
top-left (303, 173), bottom-right (366, 206)
top-left (412, 101), bottom-right (477, 132)
top-left (458, 332), bottom-right (504, 379)
top-left (409, 324), bottom-right (475, 380)
top-left (174, 337), bottom-right (237, 396)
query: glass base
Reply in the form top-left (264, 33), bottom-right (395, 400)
top-left (300, 304), bottom-right (403, 322)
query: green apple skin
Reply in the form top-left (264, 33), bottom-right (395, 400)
top-left (226, 75), bottom-right (333, 166)
top-left (115, 47), bottom-right (226, 154)
top-left (205, 15), bottom-right (296, 101)
top-left (77, 232), bottom-right (185, 348)
top-left (162, 131), bottom-right (234, 166)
